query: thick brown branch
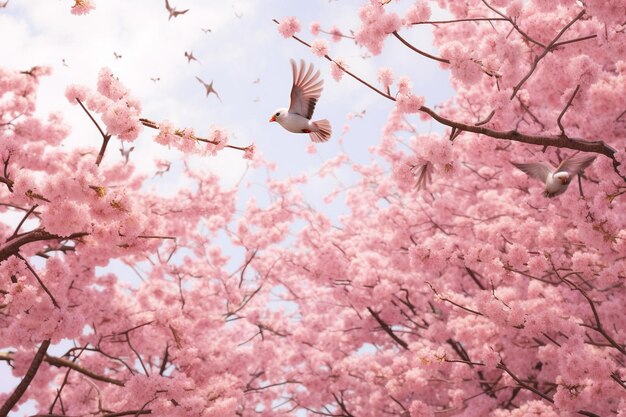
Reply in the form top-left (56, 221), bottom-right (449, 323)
top-left (418, 106), bottom-right (616, 159)
top-left (0, 228), bottom-right (88, 263)
top-left (0, 340), bottom-right (51, 417)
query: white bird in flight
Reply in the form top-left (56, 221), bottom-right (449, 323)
top-left (511, 154), bottom-right (596, 197)
top-left (269, 59), bottom-right (332, 143)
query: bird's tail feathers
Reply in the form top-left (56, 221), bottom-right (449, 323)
top-left (310, 119), bottom-right (332, 143)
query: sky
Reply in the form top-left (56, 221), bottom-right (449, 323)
top-left (0, 1), bottom-right (453, 414)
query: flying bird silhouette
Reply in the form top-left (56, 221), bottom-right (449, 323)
top-left (511, 155), bottom-right (596, 197)
top-left (269, 59), bottom-right (332, 143)
top-left (201, 27), bottom-right (212, 34)
top-left (184, 51), bottom-right (199, 64)
top-left (165, 0), bottom-right (188, 20)
top-left (113, 51), bottom-right (122, 59)
top-left (195, 76), bottom-right (221, 102)
top-left (150, 77), bottom-right (161, 83)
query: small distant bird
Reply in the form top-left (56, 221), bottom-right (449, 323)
top-left (232, 5), bottom-right (243, 19)
top-left (195, 76), bottom-right (221, 102)
top-left (119, 145), bottom-right (135, 165)
top-left (252, 77), bottom-right (260, 84)
top-left (150, 77), bottom-right (161, 83)
top-left (201, 27), bottom-right (212, 34)
top-left (165, 0), bottom-right (188, 20)
top-left (62, 58), bottom-right (69, 67)
top-left (269, 59), bottom-right (332, 143)
top-left (253, 97), bottom-right (260, 103)
top-left (511, 155), bottom-right (596, 197)
top-left (113, 51), bottom-right (122, 59)
top-left (184, 51), bottom-right (199, 64)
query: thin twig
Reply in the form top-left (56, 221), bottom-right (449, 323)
top-left (75, 98), bottom-right (112, 166)
top-left (391, 31), bottom-right (450, 64)
top-left (9, 204), bottom-right (38, 240)
top-left (16, 253), bottom-right (60, 308)
top-left (557, 85), bottom-right (580, 136)
top-left (138, 118), bottom-right (248, 151)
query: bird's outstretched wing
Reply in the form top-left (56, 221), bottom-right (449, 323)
top-left (557, 155), bottom-right (596, 176)
top-left (511, 162), bottom-right (552, 182)
top-left (288, 59), bottom-right (324, 120)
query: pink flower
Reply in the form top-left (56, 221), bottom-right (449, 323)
top-left (397, 76), bottom-right (412, 94)
top-left (310, 39), bottom-right (329, 57)
top-left (206, 127), bottom-right (228, 155)
top-left (243, 144), bottom-right (255, 160)
top-left (404, 1), bottom-right (431, 25)
top-left (396, 91), bottom-right (424, 114)
top-left (331, 58), bottom-right (346, 82)
top-left (310, 21), bottom-right (321, 36)
top-left (277, 16), bottom-right (301, 38)
top-left (329, 26), bottom-right (343, 42)
top-left (154, 121), bottom-right (176, 147)
top-left (377, 67), bottom-right (394, 89)
top-left (65, 84), bottom-right (90, 103)
top-left (71, 0), bottom-right (95, 15)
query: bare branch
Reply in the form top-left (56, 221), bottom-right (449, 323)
top-left (0, 228), bottom-right (88, 263)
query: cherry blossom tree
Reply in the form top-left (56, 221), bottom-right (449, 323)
top-left (2, 1), bottom-right (626, 417)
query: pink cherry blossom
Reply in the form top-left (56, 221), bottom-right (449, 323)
top-left (277, 16), bottom-right (301, 38)
top-left (331, 58), bottom-right (346, 82)
top-left (310, 21), bottom-right (321, 36)
top-left (71, 0), bottom-right (95, 15)
top-left (310, 38), bottom-right (329, 57)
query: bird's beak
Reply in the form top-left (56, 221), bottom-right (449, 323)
top-left (269, 116), bottom-right (276, 123)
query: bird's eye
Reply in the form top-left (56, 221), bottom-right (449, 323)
top-left (275, 112), bottom-right (280, 117)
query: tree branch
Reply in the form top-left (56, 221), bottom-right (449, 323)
top-left (0, 228), bottom-right (88, 263)
top-left (75, 98), bottom-right (112, 166)
top-left (367, 307), bottom-right (409, 349)
top-left (0, 350), bottom-right (125, 387)
top-left (556, 85), bottom-right (580, 136)
top-left (138, 118), bottom-right (248, 152)
top-left (0, 340), bottom-right (51, 417)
